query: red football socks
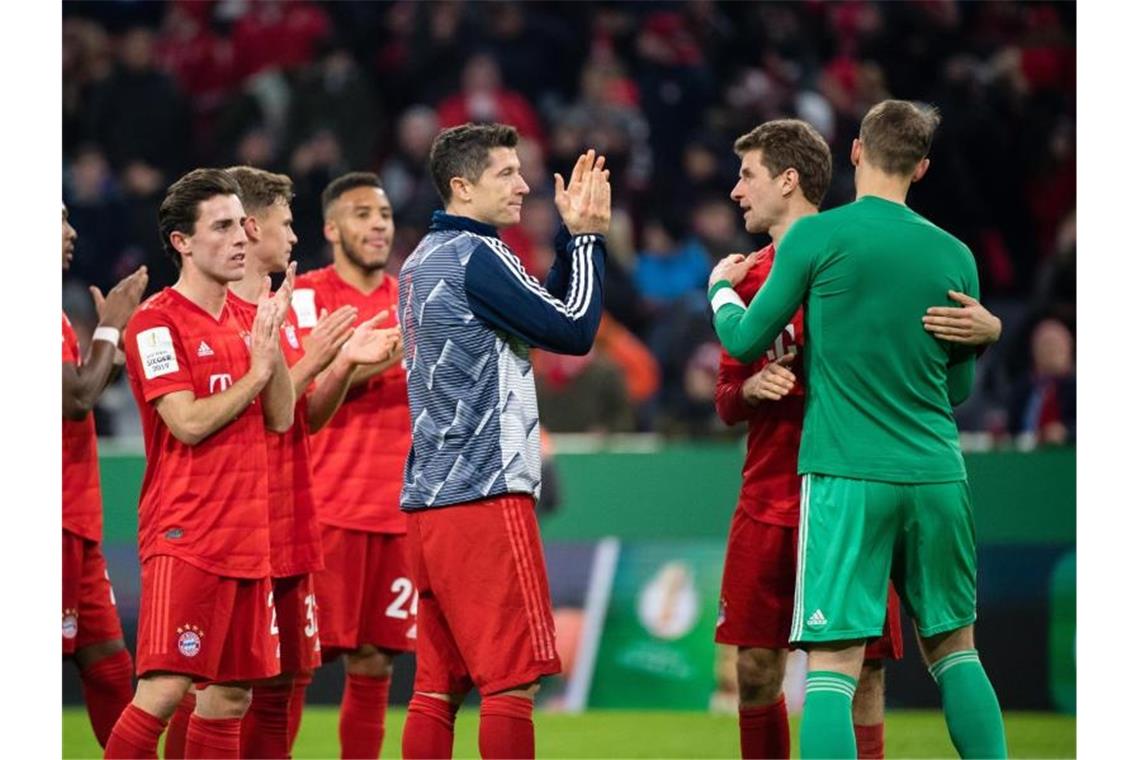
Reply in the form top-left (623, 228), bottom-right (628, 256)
top-left (855, 722), bottom-right (885, 759)
top-left (402, 694), bottom-right (460, 759)
top-left (185, 714), bottom-right (242, 759)
top-left (80, 649), bottom-right (134, 748)
top-left (338, 673), bottom-right (391, 759)
top-left (241, 682), bottom-right (293, 758)
top-left (288, 671), bottom-right (312, 751)
top-left (739, 696), bottom-right (791, 759)
top-left (104, 703), bottom-right (167, 759)
top-left (163, 691), bottom-right (195, 759)
top-left (478, 695), bottom-right (534, 759)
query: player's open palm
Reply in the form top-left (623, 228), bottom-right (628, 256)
top-left (742, 353), bottom-right (797, 403)
top-left (269, 262), bottom-right (297, 331)
top-left (251, 277), bottom-right (283, 375)
top-left (342, 310), bottom-right (399, 366)
top-left (304, 305), bottom-right (358, 369)
top-left (90, 266), bottom-right (148, 330)
top-left (555, 149), bottom-right (611, 236)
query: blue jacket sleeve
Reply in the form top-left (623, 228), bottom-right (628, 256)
top-left (543, 225), bottom-right (575, 300)
top-left (465, 233), bottom-right (606, 355)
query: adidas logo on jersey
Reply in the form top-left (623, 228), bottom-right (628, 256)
top-left (807, 609), bottom-right (828, 628)
top-left (197, 341), bottom-right (214, 357)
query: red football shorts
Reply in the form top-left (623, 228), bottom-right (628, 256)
top-left (62, 530), bottom-right (125, 656)
top-left (135, 555), bottom-right (280, 682)
top-left (407, 493), bottom-right (563, 696)
top-left (273, 573), bottom-right (321, 674)
top-left (716, 509), bottom-right (904, 660)
top-left (315, 526), bottom-right (416, 659)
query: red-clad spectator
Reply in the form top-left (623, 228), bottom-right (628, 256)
top-left (437, 53), bottom-right (545, 145)
top-left (231, 0), bottom-right (332, 81)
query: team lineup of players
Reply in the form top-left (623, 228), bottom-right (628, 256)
top-left (62, 99), bottom-right (1005, 760)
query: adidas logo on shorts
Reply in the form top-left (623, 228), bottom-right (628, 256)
top-left (197, 341), bottom-right (214, 357)
top-left (807, 609), bottom-right (828, 628)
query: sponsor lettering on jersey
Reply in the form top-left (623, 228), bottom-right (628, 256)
top-left (138, 326), bottom-right (178, 379)
top-left (208, 373), bottom-right (233, 393)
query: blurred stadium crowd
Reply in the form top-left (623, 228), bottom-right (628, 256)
top-left (61, 0), bottom-right (1075, 445)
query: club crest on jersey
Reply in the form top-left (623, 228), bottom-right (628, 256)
top-left (284, 324), bottom-right (300, 349)
top-left (176, 624), bottom-right (204, 657)
top-left (62, 609), bottom-right (78, 639)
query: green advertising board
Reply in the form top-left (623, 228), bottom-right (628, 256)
top-left (587, 540), bottom-right (725, 709)
top-left (1049, 550), bottom-right (1076, 714)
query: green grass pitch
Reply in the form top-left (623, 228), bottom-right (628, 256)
top-left (64, 706), bottom-right (1074, 758)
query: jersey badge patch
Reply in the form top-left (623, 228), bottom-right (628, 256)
top-left (291, 289), bottom-right (318, 328)
top-left (138, 326), bottom-right (179, 379)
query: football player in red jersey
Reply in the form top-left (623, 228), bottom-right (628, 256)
top-left (714, 121), bottom-right (1002, 760)
top-left (290, 172), bottom-right (411, 759)
top-left (218, 166), bottom-right (400, 758)
top-left (62, 205), bottom-right (147, 748)
top-left (105, 169), bottom-right (295, 760)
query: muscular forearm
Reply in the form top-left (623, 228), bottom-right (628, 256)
top-left (306, 355), bottom-right (355, 433)
top-left (288, 350), bottom-right (328, 400)
top-left (62, 341), bottom-right (119, 420)
top-left (261, 354), bottom-right (296, 432)
top-left (156, 370), bottom-right (270, 445)
top-left (347, 352), bottom-right (402, 389)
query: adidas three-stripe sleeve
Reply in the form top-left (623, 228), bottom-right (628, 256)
top-left (464, 233), bottom-right (607, 355)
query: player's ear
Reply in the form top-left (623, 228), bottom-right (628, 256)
top-left (242, 215), bottom-right (261, 243)
top-left (450, 176), bottom-right (471, 204)
top-left (323, 218), bottom-right (338, 246)
top-left (782, 167), bottom-right (799, 198)
top-left (850, 139), bottom-right (862, 167)
top-left (170, 230), bottom-right (192, 256)
top-left (911, 157), bottom-right (931, 184)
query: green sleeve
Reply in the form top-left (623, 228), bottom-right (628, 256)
top-left (709, 218), bottom-right (822, 363)
top-left (946, 247), bottom-right (981, 406)
top-left (947, 353), bottom-right (976, 406)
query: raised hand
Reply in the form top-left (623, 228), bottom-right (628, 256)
top-left (303, 305), bottom-right (359, 368)
top-left (709, 251), bottom-right (760, 290)
top-left (90, 266), bottom-right (148, 330)
top-left (250, 284), bottom-right (282, 379)
top-left (341, 310), bottom-right (400, 366)
top-left (742, 353), bottom-right (797, 404)
top-left (923, 290), bottom-right (1002, 345)
top-left (270, 262), bottom-right (297, 331)
top-left (554, 149), bottom-right (611, 236)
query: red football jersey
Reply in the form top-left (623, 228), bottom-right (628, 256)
top-left (292, 266), bottom-right (409, 534)
top-left (227, 291), bottom-right (323, 577)
top-left (62, 313), bottom-right (103, 541)
top-left (714, 244), bottom-right (806, 527)
top-left (124, 288), bottom-right (271, 578)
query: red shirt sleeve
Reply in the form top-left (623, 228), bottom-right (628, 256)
top-left (715, 348), bottom-right (756, 425)
top-left (62, 313), bottom-right (79, 364)
top-left (125, 307), bottom-right (194, 403)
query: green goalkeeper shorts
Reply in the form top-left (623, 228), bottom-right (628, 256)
top-left (790, 473), bottom-right (978, 644)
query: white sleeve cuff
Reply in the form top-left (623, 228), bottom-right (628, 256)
top-left (710, 286), bottom-right (746, 314)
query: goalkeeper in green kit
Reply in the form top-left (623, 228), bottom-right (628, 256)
top-left (708, 100), bottom-right (1007, 759)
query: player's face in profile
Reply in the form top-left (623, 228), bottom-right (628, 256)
top-left (254, 200), bottom-right (297, 273)
top-left (731, 150), bottom-right (784, 235)
top-left (61, 206), bottom-right (77, 271)
top-left (470, 147), bottom-right (530, 228)
top-left (185, 194), bottom-right (248, 283)
top-left (330, 187), bottom-right (394, 273)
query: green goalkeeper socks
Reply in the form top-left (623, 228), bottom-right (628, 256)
top-left (800, 671), bottom-right (857, 759)
top-left (930, 649), bottom-right (1008, 758)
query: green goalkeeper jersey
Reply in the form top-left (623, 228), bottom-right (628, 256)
top-left (709, 195), bottom-right (978, 483)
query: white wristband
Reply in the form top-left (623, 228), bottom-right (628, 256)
top-left (92, 326), bottom-right (121, 346)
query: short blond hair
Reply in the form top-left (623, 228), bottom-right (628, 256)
top-left (858, 100), bottom-right (941, 176)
